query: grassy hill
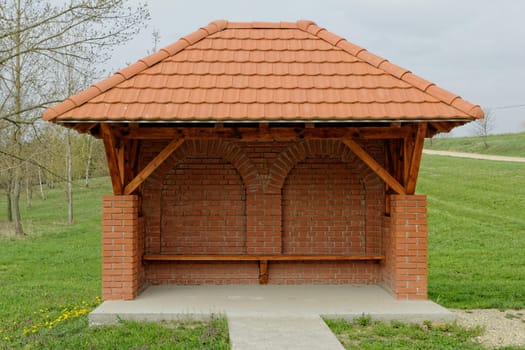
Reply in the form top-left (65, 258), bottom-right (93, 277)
top-left (425, 132), bottom-right (525, 157)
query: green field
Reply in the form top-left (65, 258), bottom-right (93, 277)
top-left (425, 132), bottom-right (525, 157)
top-left (0, 178), bottom-right (230, 349)
top-left (418, 155), bottom-right (525, 308)
top-left (1, 150), bottom-right (524, 348)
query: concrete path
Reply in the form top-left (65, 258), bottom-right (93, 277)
top-left (90, 285), bottom-right (454, 349)
top-left (228, 315), bottom-right (344, 350)
top-left (423, 149), bottom-right (525, 163)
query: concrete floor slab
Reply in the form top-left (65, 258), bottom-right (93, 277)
top-left (89, 285), bottom-right (454, 326)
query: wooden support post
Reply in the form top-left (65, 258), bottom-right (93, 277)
top-left (124, 138), bottom-right (185, 195)
top-left (259, 260), bottom-right (268, 284)
top-left (343, 139), bottom-right (406, 195)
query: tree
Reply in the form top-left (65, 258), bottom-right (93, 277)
top-left (0, 0), bottom-right (149, 233)
top-left (472, 108), bottom-right (495, 148)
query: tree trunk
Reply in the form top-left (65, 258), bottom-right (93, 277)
top-left (38, 167), bottom-right (46, 200)
top-left (84, 136), bottom-right (93, 187)
top-left (25, 165), bottom-right (32, 208)
top-left (12, 0), bottom-right (24, 236)
top-left (66, 130), bottom-right (73, 224)
top-left (6, 179), bottom-right (13, 223)
top-left (13, 174), bottom-right (24, 235)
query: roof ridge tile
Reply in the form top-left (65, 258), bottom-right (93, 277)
top-left (335, 40), bottom-right (366, 57)
top-left (181, 28), bottom-right (209, 45)
top-left (425, 85), bottom-right (459, 105)
top-left (139, 50), bottom-right (170, 67)
top-left (161, 40), bottom-right (189, 56)
top-left (117, 61), bottom-right (148, 80)
top-left (296, 20), bottom-right (316, 31)
top-left (401, 73), bottom-right (434, 92)
top-left (303, 22), bottom-right (323, 36)
top-left (377, 61), bottom-right (410, 79)
top-left (69, 86), bottom-right (102, 106)
top-left (317, 28), bottom-right (344, 46)
top-left (356, 50), bottom-right (387, 68)
top-left (94, 74), bottom-right (126, 93)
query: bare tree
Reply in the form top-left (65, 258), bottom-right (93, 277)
top-left (472, 108), bottom-right (495, 147)
top-left (83, 136), bottom-right (94, 187)
top-left (0, 0), bottom-right (149, 232)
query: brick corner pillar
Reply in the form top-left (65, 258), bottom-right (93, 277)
top-left (102, 195), bottom-right (142, 300)
top-left (382, 194), bottom-right (428, 300)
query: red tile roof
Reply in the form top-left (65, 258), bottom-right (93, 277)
top-left (43, 20), bottom-right (483, 123)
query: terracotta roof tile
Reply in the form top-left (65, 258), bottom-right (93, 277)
top-left (44, 20), bottom-right (483, 124)
top-left (116, 61), bottom-right (148, 80)
top-left (94, 74), bottom-right (126, 93)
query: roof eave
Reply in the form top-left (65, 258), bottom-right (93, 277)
top-left (56, 118), bottom-right (475, 124)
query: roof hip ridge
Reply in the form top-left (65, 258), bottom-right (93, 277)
top-left (294, 20), bottom-right (482, 119)
top-left (43, 19), bottom-right (232, 122)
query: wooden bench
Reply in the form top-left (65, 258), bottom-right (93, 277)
top-left (143, 254), bottom-right (385, 284)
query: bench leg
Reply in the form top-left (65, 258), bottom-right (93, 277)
top-left (259, 260), bottom-right (268, 284)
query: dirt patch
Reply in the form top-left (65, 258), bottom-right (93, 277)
top-left (453, 309), bottom-right (525, 348)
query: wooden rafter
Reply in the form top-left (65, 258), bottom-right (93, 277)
top-left (343, 139), bottom-right (406, 195)
top-left (405, 123), bottom-right (427, 194)
top-left (117, 144), bottom-right (126, 186)
top-left (126, 139), bottom-right (140, 184)
top-left (100, 124), bottom-right (123, 195)
top-left (123, 138), bottom-right (185, 195)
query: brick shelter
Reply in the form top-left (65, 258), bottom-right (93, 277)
top-left (43, 20), bottom-right (483, 301)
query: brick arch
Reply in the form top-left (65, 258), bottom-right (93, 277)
top-left (274, 139), bottom-right (385, 256)
top-left (142, 139), bottom-right (260, 254)
top-left (265, 139), bottom-right (381, 193)
top-left (146, 139), bottom-right (261, 192)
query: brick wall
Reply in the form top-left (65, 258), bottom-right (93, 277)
top-left (160, 156), bottom-right (246, 254)
top-left (382, 195), bottom-right (428, 299)
top-left (282, 158), bottom-right (365, 255)
top-left (102, 195), bottom-right (142, 300)
top-left (140, 139), bottom-right (386, 286)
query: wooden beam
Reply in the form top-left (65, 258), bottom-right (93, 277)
top-left (123, 138), bottom-right (184, 195)
top-left (117, 145), bottom-right (125, 186)
top-left (343, 139), bottom-right (406, 195)
top-left (100, 124), bottom-right (123, 195)
top-left (73, 123), bottom-right (97, 133)
top-left (142, 254), bottom-right (385, 262)
top-left (403, 135), bottom-right (412, 186)
top-left (405, 123), bottom-right (427, 194)
top-left (126, 139), bottom-right (140, 186)
top-left (121, 126), bottom-right (413, 140)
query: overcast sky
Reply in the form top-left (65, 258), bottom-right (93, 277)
top-left (107, 0), bottom-right (525, 137)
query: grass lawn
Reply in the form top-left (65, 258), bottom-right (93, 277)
top-left (326, 316), bottom-right (486, 350)
top-left (424, 132), bottom-right (525, 157)
top-left (0, 177), bottom-right (230, 349)
top-left (418, 155), bottom-right (525, 309)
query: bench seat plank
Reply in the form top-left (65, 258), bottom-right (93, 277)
top-left (143, 254), bottom-right (385, 262)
